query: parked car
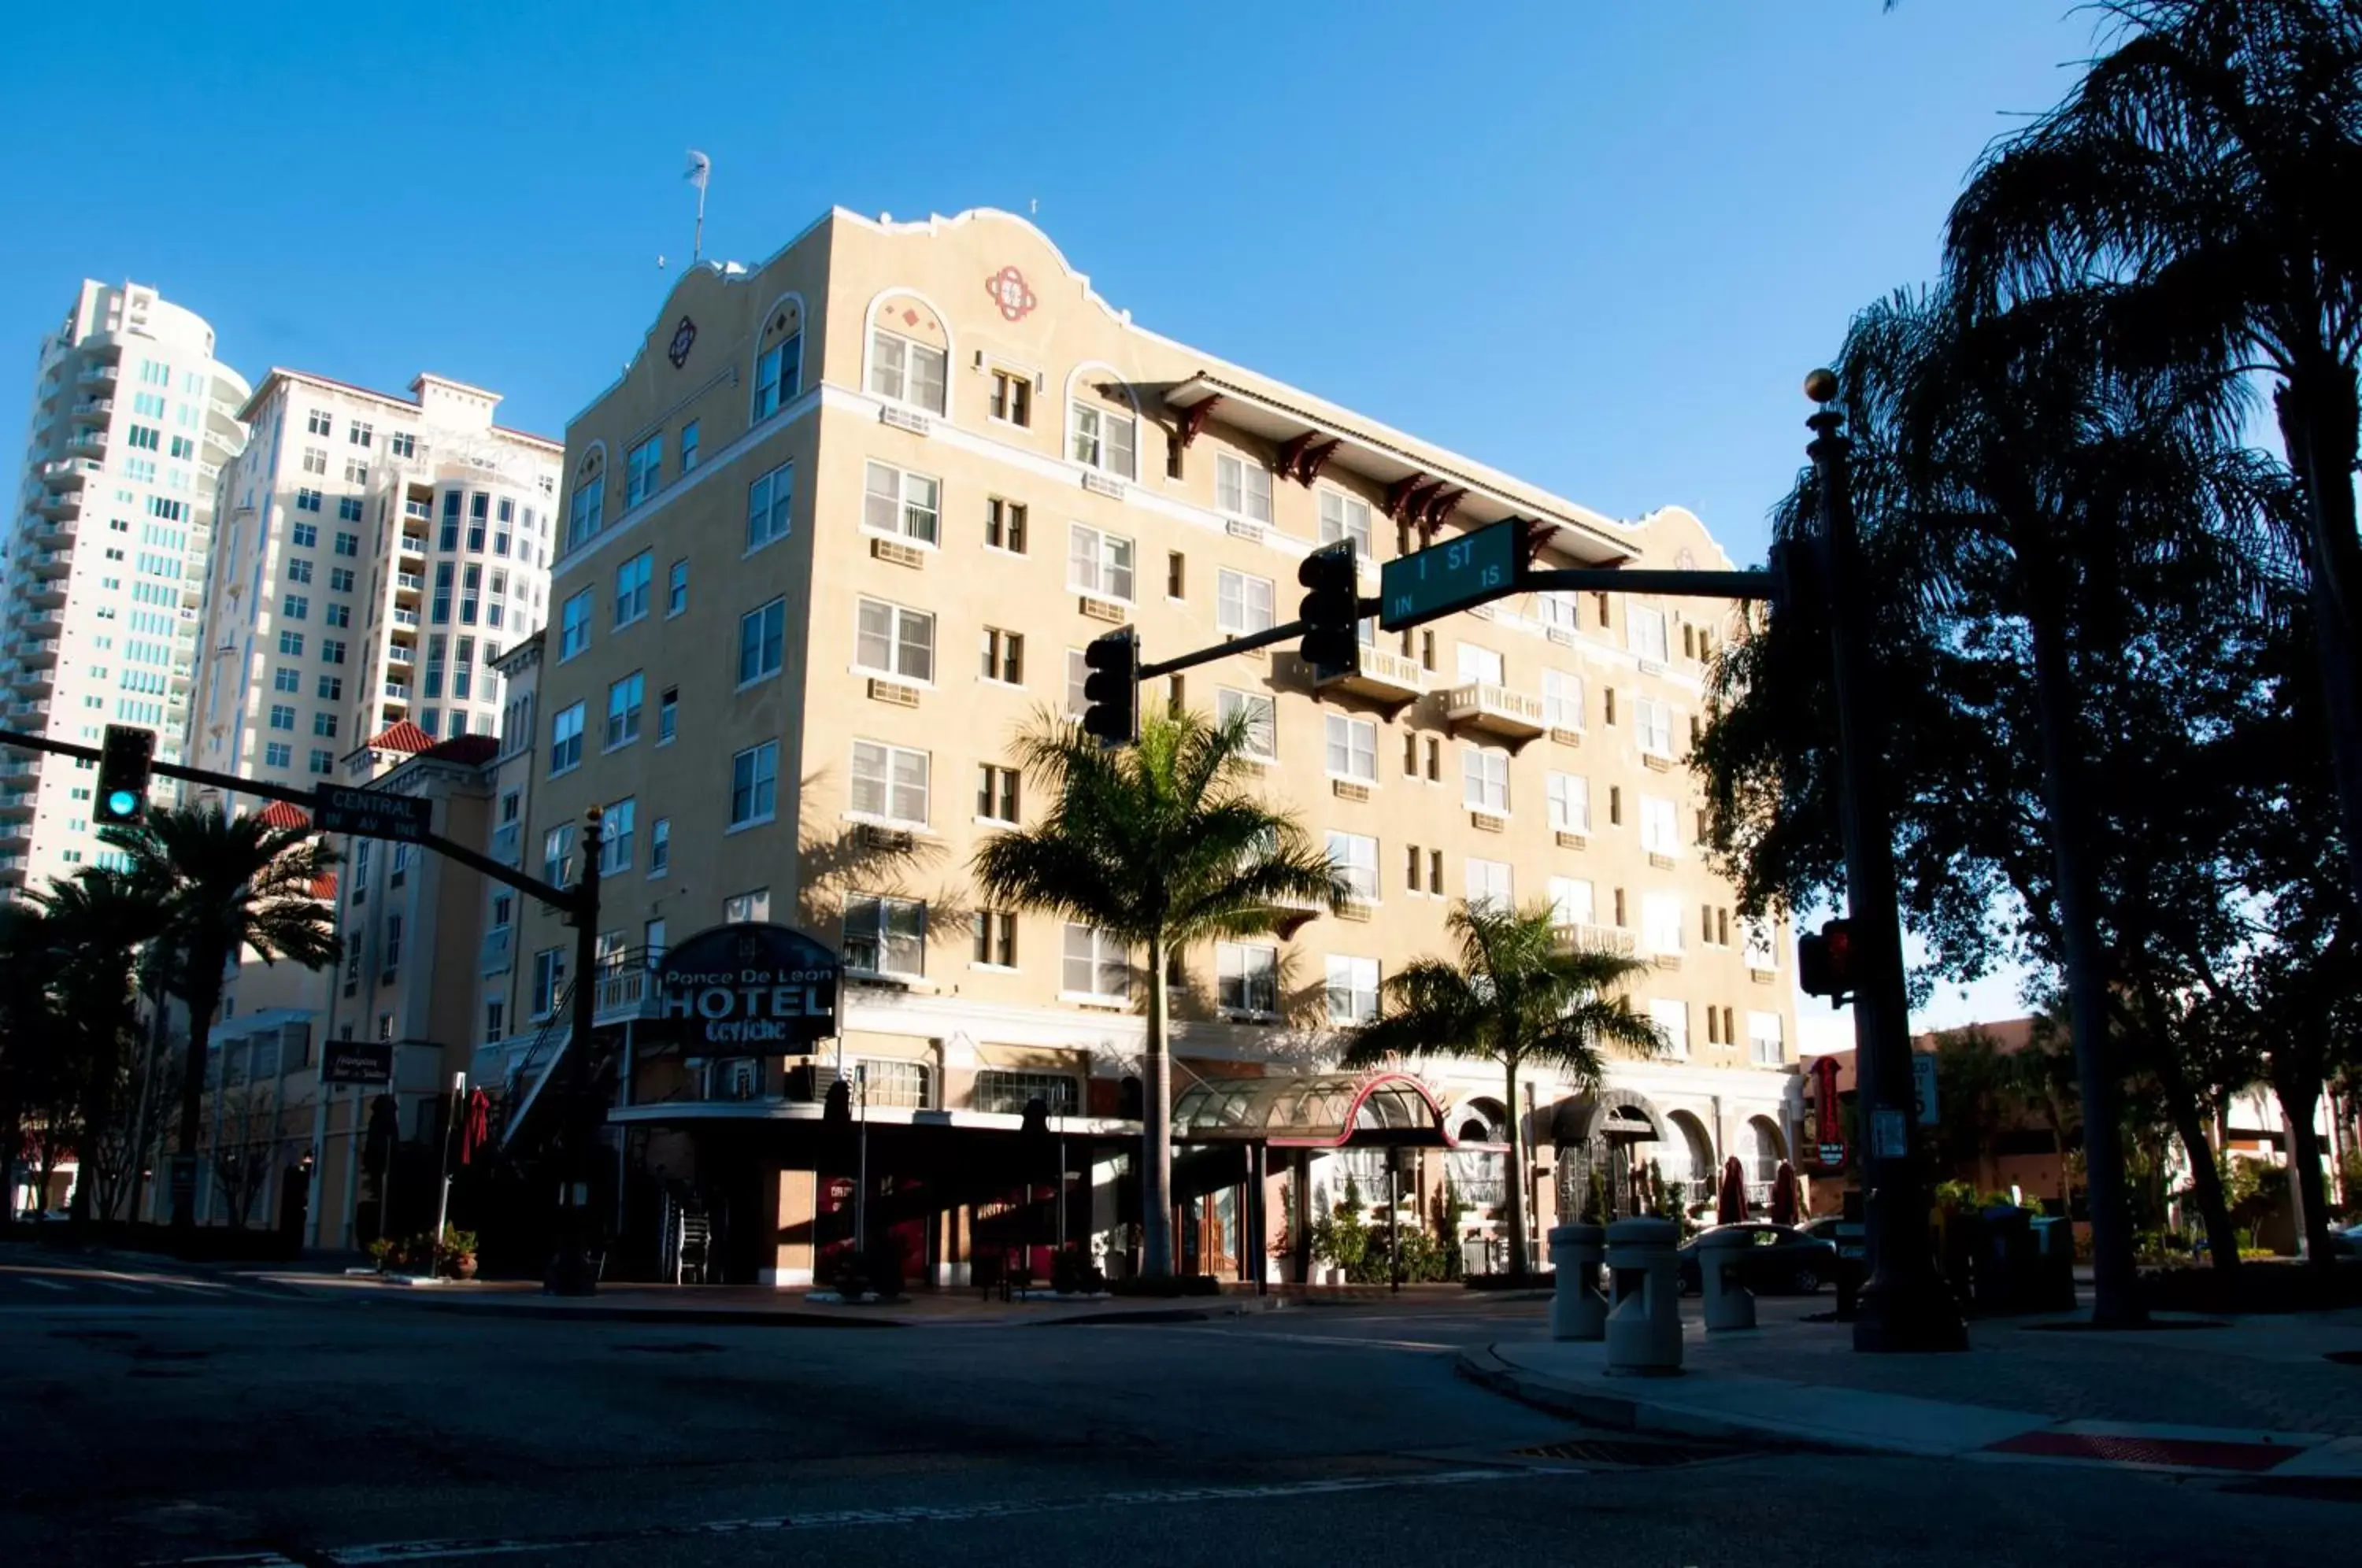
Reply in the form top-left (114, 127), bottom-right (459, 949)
top-left (1678, 1222), bottom-right (1839, 1296)
top-left (1799, 1215), bottom-right (1850, 1244)
top-left (2331, 1224), bottom-right (2362, 1261)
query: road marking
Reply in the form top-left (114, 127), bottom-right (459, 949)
top-left (1160, 1324), bottom-right (1460, 1352)
top-left (23, 1277), bottom-right (73, 1292)
top-left (105, 1281), bottom-right (158, 1296)
top-left (152, 1466), bottom-right (1545, 1566)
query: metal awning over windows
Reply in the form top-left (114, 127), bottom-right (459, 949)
top-left (1172, 1071), bottom-right (1459, 1149)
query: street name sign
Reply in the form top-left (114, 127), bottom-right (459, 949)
top-left (656, 923), bottom-right (841, 1053)
top-left (313, 784), bottom-right (433, 845)
top-left (1378, 518), bottom-right (1521, 631)
top-left (1911, 1053), bottom-right (1939, 1127)
top-left (322, 1037), bottom-right (395, 1086)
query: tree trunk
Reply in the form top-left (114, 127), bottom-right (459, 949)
top-left (2275, 1071), bottom-right (2334, 1281)
top-left (2024, 592), bottom-right (2144, 1324)
top-left (2152, 1042), bottom-right (2240, 1277)
top-left (1501, 1052), bottom-right (1528, 1282)
top-left (1138, 930), bottom-right (1172, 1278)
top-left (2276, 360), bottom-right (2362, 912)
top-left (172, 947), bottom-right (225, 1231)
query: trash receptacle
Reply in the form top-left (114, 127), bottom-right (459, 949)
top-left (1833, 1220), bottom-right (1866, 1320)
top-left (1604, 1216), bottom-right (1682, 1375)
top-left (2027, 1215), bottom-right (2076, 1312)
top-left (1548, 1222), bottom-right (1606, 1341)
top-left (1975, 1204), bottom-right (2034, 1313)
top-left (1697, 1226), bottom-right (1757, 1331)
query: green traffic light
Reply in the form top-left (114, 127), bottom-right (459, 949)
top-left (106, 789), bottom-right (140, 817)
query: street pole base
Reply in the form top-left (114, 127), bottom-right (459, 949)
top-left (1851, 1274), bottom-right (1968, 1353)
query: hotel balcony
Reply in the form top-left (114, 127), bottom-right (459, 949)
top-left (393, 571), bottom-right (422, 603)
top-left (75, 364), bottom-right (119, 388)
top-left (18, 639), bottom-right (58, 669)
top-left (386, 643), bottom-right (414, 666)
top-left (13, 667), bottom-right (53, 701)
top-left (398, 531), bottom-right (427, 561)
top-left (593, 962), bottom-right (663, 1024)
top-left (1557, 922), bottom-right (1638, 959)
top-left (30, 549), bottom-right (72, 580)
top-left (33, 492), bottom-right (80, 523)
top-left (382, 681), bottom-right (412, 708)
top-left (25, 582), bottom-right (67, 612)
top-left (0, 790), bottom-right (35, 821)
top-left (391, 607), bottom-right (420, 629)
top-left (65, 430), bottom-right (107, 459)
top-left (1442, 682), bottom-right (1546, 745)
top-left (69, 397), bottom-right (113, 426)
top-left (1312, 642), bottom-right (1427, 709)
top-left (39, 458), bottom-right (94, 490)
top-left (0, 858), bottom-right (25, 891)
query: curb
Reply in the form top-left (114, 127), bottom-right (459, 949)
top-left (1453, 1346), bottom-right (1822, 1449)
top-left (405, 1299), bottom-right (907, 1329)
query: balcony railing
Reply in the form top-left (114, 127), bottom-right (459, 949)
top-left (1312, 642), bottom-right (1427, 705)
top-left (1557, 922), bottom-right (1637, 957)
top-left (1443, 682), bottom-right (1546, 741)
top-left (391, 608), bottom-right (419, 627)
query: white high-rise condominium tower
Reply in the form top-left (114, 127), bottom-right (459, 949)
top-left (190, 371), bottom-right (561, 804)
top-left (0, 281), bottom-right (250, 899)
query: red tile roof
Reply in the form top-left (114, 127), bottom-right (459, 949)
top-left (366, 720), bottom-right (435, 754)
top-left (256, 800), bottom-right (312, 829)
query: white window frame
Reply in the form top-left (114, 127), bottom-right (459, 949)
top-left (1462, 748), bottom-right (1509, 812)
top-left (1456, 642), bottom-right (1505, 686)
top-left (1466, 858), bottom-right (1512, 912)
top-left (746, 460), bottom-right (793, 553)
top-left (1216, 941), bottom-right (1279, 1015)
top-left (1216, 568), bottom-right (1275, 636)
top-left (850, 739), bottom-right (930, 828)
top-left (558, 589), bottom-right (591, 660)
top-left (1325, 955), bottom-right (1380, 1026)
top-left (1636, 697), bottom-right (1675, 759)
top-left (1326, 830), bottom-right (1379, 903)
top-left (724, 888), bottom-right (772, 925)
top-left (1642, 894), bottom-right (1686, 956)
top-left (1628, 606), bottom-right (1672, 665)
top-left (1546, 771), bottom-right (1590, 834)
top-left (1748, 1010), bottom-right (1785, 1066)
top-left (614, 549), bottom-right (652, 627)
top-left (862, 460), bottom-right (939, 547)
top-left (1325, 714), bottom-right (1377, 783)
top-left (738, 598), bottom-right (785, 688)
top-left (1536, 591), bottom-right (1579, 634)
top-left (1216, 688), bottom-right (1277, 760)
top-left (1542, 669), bottom-right (1583, 730)
top-left (753, 333), bottom-right (801, 420)
top-left (1061, 923), bottom-right (1131, 1003)
top-left (624, 433), bottom-right (661, 507)
top-left (1318, 490), bottom-right (1372, 554)
top-left (868, 326), bottom-right (946, 415)
top-left (730, 741), bottom-right (779, 830)
top-left (1067, 522), bottom-right (1136, 602)
top-left (1215, 452), bottom-right (1273, 523)
top-left (549, 701), bottom-right (584, 777)
top-left (1547, 876), bottom-right (1594, 930)
top-left (1068, 400), bottom-right (1137, 480)
top-left (843, 893), bottom-right (927, 980)
top-left (1742, 917), bottom-right (1778, 971)
top-left (1640, 795), bottom-right (1680, 857)
top-left (1650, 998), bottom-right (1690, 1059)
top-left (855, 597), bottom-right (936, 685)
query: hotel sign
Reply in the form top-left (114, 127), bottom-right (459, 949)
top-left (655, 923), bottom-right (840, 1053)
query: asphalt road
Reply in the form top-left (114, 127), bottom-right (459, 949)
top-left (1, 1257), bottom-right (2353, 1566)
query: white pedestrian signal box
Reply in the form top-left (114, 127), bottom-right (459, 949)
top-left (313, 784), bottom-right (433, 844)
top-left (1379, 518), bottom-right (1520, 631)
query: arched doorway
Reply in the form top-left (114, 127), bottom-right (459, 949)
top-left (1646, 1110), bottom-right (1716, 1212)
top-left (1549, 1088), bottom-right (1668, 1223)
top-left (1742, 1116), bottom-right (1786, 1206)
top-left (1446, 1097), bottom-right (1511, 1275)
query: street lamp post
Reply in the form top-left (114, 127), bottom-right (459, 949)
top-left (1803, 371), bottom-right (1966, 1354)
top-left (546, 807), bottom-right (603, 1296)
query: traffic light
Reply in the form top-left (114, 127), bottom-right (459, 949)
top-left (1297, 539), bottom-right (1361, 675)
top-left (1081, 626), bottom-right (1140, 747)
top-left (94, 724), bottom-right (156, 826)
top-left (1797, 917), bottom-right (1857, 1002)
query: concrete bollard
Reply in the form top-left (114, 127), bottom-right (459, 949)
top-left (1697, 1226), bottom-right (1757, 1331)
top-left (1603, 1216), bottom-right (1682, 1375)
top-left (1547, 1222), bottom-right (1607, 1341)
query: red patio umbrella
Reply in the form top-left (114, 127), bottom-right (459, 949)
top-left (457, 1089), bottom-right (491, 1165)
top-left (1716, 1156), bottom-right (1748, 1226)
top-left (1770, 1161), bottom-right (1800, 1226)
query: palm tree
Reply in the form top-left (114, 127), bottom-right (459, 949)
top-left (31, 867), bottom-right (168, 1222)
top-left (1946, 0), bottom-right (2362, 910)
top-left (106, 805), bottom-right (338, 1229)
top-left (1332, 900), bottom-right (1663, 1282)
top-left (971, 709), bottom-right (1349, 1278)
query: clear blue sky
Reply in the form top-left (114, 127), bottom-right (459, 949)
top-left (2, 0), bottom-right (2097, 1038)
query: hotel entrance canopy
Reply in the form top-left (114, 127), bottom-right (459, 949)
top-left (1172, 1072), bottom-right (1459, 1149)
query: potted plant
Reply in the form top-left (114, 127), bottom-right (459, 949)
top-left (443, 1228), bottom-right (479, 1281)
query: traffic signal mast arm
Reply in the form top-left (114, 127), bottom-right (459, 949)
top-left (0, 727), bottom-right (579, 914)
top-left (1136, 613), bottom-right (1329, 680)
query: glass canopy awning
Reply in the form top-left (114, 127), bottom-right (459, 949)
top-left (1172, 1071), bottom-right (1458, 1149)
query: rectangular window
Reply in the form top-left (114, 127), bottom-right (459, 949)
top-left (1325, 714), bottom-right (1377, 782)
top-left (291, 522), bottom-right (319, 549)
top-left (1061, 924), bottom-right (1130, 1000)
top-left (724, 888), bottom-right (771, 925)
top-left (306, 409), bottom-right (332, 437)
top-left (1636, 697), bottom-right (1675, 758)
top-left (1542, 670), bottom-right (1583, 731)
top-left (1547, 772), bottom-right (1590, 834)
top-left (731, 741), bottom-right (779, 827)
top-left (287, 558), bottom-right (314, 584)
top-left (972, 911), bottom-right (1017, 968)
top-left (549, 701), bottom-right (584, 775)
top-left (746, 460), bottom-right (793, 551)
top-left (1642, 894), bottom-right (1685, 956)
top-left (855, 598), bottom-right (935, 682)
top-left (531, 949), bottom-right (565, 1019)
top-left (265, 741), bottom-right (293, 768)
top-left (738, 598), bottom-right (785, 685)
top-left (850, 740), bottom-right (930, 827)
top-left (1216, 688), bottom-right (1276, 760)
top-left (1640, 796), bottom-right (1679, 856)
top-left (1216, 941), bottom-right (1278, 1014)
top-left (1216, 568), bottom-right (1275, 635)
top-left (679, 420), bottom-right (700, 473)
top-left (1068, 401), bottom-right (1137, 479)
top-left (600, 797), bottom-right (636, 874)
top-left (273, 667), bottom-right (300, 693)
top-left (1627, 606), bottom-right (1671, 665)
top-left (988, 368), bottom-right (1032, 427)
top-left (1467, 857), bottom-right (1512, 911)
top-left (973, 1070), bottom-right (1076, 1116)
top-left (1067, 523), bottom-right (1135, 601)
top-left (605, 672), bottom-right (644, 749)
top-left (985, 497), bottom-right (1027, 553)
top-left (666, 559), bottom-right (688, 617)
top-left (338, 494), bottom-right (365, 521)
top-left (321, 638), bottom-right (345, 664)
top-left (657, 686), bottom-right (678, 745)
top-left (268, 704), bottom-right (296, 731)
top-left (868, 328), bottom-right (946, 414)
top-left (309, 749), bottom-right (333, 775)
top-left (1650, 999), bottom-right (1690, 1059)
top-left (1167, 551), bottom-right (1186, 600)
top-left (349, 420), bottom-right (373, 448)
top-left (1215, 453), bottom-right (1273, 523)
top-left (861, 461), bottom-right (938, 545)
top-left (624, 434), bottom-right (662, 506)
top-left (1457, 642), bottom-right (1505, 686)
top-left (1548, 876), bottom-right (1595, 929)
top-left (328, 568), bottom-right (354, 593)
top-left (346, 458), bottom-right (368, 485)
top-left (1319, 490), bottom-right (1372, 553)
top-left (980, 627), bottom-right (1024, 685)
top-left (567, 478), bottom-right (604, 549)
top-left (614, 549), bottom-right (652, 626)
top-left (1325, 955), bottom-right (1380, 1025)
top-left (1326, 830), bottom-right (1379, 902)
top-left (334, 531), bottom-right (359, 557)
top-left (753, 335), bottom-right (801, 419)
top-left (282, 594), bottom-right (309, 620)
top-left (647, 816), bottom-right (670, 877)
top-left (976, 764), bottom-right (1020, 825)
top-left (1065, 649), bottom-right (1089, 719)
top-left (559, 590), bottom-right (591, 660)
top-left (313, 712), bottom-right (338, 738)
top-left (1742, 918), bottom-right (1777, 971)
top-left (1463, 748), bottom-right (1509, 812)
top-left (1536, 591), bottom-right (1579, 634)
top-left (325, 603), bottom-right (351, 628)
top-left (1748, 1011), bottom-right (1784, 1066)
top-left (542, 825), bottom-right (574, 887)
top-left (844, 893), bottom-right (927, 978)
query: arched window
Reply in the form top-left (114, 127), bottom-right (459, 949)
top-left (751, 294), bottom-right (805, 423)
top-left (565, 445), bottom-right (607, 551)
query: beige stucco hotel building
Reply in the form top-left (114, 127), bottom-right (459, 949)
top-left (481, 206), bottom-right (1801, 1286)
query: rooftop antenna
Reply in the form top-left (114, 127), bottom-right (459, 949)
top-left (685, 150), bottom-right (712, 264)
top-left (1029, 197), bottom-right (1038, 216)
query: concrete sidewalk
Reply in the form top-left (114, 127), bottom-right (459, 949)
top-left (1461, 1302), bottom-right (2362, 1479)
